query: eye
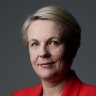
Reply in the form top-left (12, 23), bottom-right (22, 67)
top-left (30, 42), bottom-right (39, 47)
top-left (49, 41), bottom-right (60, 46)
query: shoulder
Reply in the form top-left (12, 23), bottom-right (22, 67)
top-left (11, 84), bottom-right (42, 96)
top-left (79, 83), bottom-right (96, 96)
top-left (11, 87), bottom-right (36, 96)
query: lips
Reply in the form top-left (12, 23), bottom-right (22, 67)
top-left (38, 62), bottom-right (55, 68)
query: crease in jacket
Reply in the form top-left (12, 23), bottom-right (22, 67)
top-left (12, 70), bottom-right (96, 96)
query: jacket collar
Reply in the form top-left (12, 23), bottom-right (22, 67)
top-left (61, 70), bottom-right (82, 96)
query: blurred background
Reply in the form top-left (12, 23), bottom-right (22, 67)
top-left (0, 0), bottom-right (96, 95)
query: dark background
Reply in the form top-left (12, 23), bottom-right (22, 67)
top-left (0, 0), bottom-right (96, 96)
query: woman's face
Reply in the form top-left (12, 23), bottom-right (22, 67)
top-left (27, 20), bottom-right (70, 81)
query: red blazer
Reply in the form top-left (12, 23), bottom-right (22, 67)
top-left (12, 71), bottom-right (96, 96)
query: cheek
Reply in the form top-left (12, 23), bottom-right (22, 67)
top-left (29, 48), bottom-right (38, 65)
top-left (52, 47), bottom-right (65, 61)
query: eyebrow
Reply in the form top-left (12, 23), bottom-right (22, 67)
top-left (47, 37), bottom-right (62, 42)
top-left (28, 39), bottom-right (38, 43)
top-left (28, 36), bottom-right (61, 43)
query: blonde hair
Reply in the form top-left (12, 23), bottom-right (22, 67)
top-left (22, 6), bottom-right (81, 61)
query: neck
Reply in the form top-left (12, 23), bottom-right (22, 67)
top-left (42, 80), bottom-right (66, 96)
top-left (41, 71), bottom-right (71, 96)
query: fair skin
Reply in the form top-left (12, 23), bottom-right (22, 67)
top-left (27, 20), bottom-right (71, 96)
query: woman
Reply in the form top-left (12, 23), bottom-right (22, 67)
top-left (12, 6), bottom-right (96, 96)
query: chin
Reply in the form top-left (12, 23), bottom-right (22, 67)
top-left (37, 70), bottom-right (57, 80)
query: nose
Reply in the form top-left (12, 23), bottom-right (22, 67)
top-left (39, 45), bottom-right (50, 58)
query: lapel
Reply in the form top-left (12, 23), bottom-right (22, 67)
top-left (30, 84), bottom-right (43, 96)
top-left (61, 71), bottom-right (82, 96)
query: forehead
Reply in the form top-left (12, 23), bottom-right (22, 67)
top-left (28, 19), bottom-right (62, 32)
top-left (27, 20), bottom-right (67, 41)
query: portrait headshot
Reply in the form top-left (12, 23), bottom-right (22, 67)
top-left (12, 5), bottom-right (96, 96)
top-left (0, 0), bottom-right (96, 96)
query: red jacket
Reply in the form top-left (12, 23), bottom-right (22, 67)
top-left (12, 71), bottom-right (96, 96)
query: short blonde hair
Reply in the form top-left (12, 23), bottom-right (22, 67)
top-left (22, 6), bottom-right (81, 61)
